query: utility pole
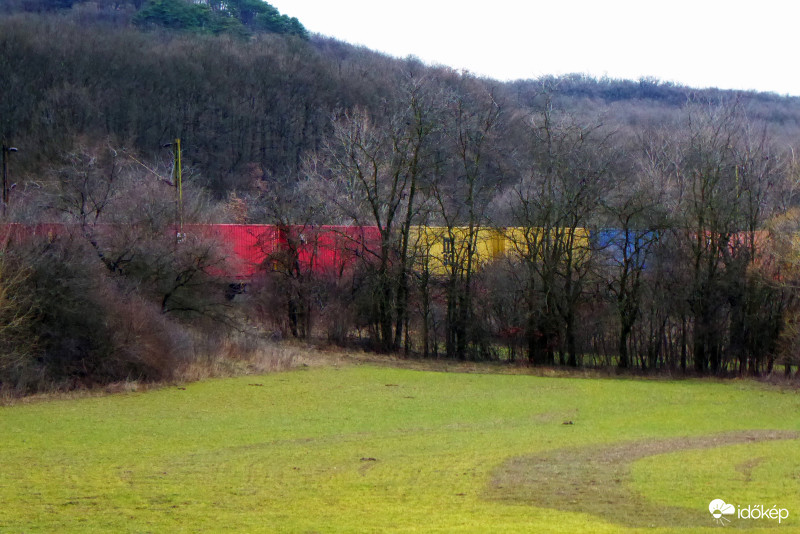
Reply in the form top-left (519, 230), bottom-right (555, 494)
top-left (172, 137), bottom-right (183, 240)
top-left (2, 143), bottom-right (18, 215)
top-left (161, 138), bottom-right (184, 241)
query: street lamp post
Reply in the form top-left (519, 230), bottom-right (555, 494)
top-left (2, 143), bottom-right (19, 214)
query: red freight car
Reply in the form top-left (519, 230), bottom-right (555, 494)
top-left (183, 224), bottom-right (282, 280)
top-left (183, 224), bottom-right (382, 281)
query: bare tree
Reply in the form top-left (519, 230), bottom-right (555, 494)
top-left (304, 76), bottom-right (436, 350)
top-left (655, 101), bottom-right (782, 374)
top-left (42, 142), bottom-right (231, 319)
top-left (601, 137), bottom-right (670, 369)
top-left (425, 80), bottom-right (502, 359)
top-left (506, 92), bottom-right (613, 366)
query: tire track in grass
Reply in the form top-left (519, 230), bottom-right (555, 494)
top-left (486, 429), bottom-right (799, 528)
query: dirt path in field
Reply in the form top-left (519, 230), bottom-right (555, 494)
top-left (486, 429), bottom-right (798, 528)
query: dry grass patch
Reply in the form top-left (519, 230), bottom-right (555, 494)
top-left (487, 429), bottom-right (799, 528)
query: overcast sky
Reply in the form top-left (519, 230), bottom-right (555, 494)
top-left (267, 0), bottom-right (798, 96)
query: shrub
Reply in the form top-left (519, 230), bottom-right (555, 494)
top-left (0, 235), bottom-right (194, 394)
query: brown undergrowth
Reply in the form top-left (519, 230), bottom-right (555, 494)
top-left (0, 333), bottom-right (329, 406)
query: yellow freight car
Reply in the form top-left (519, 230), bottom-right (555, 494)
top-left (410, 226), bottom-right (590, 276)
top-left (409, 226), bottom-right (506, 276)
top-left (500, 226), bottom-right (591, 265)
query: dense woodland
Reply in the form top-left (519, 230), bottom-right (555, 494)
top-left (2, 0), bottom-right (800, 394)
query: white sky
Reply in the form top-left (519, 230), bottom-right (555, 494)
top-left (268, 0), bottom-right (799, 96)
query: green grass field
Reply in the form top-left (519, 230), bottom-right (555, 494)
top-left (1, 360), bottom-right (798, 533)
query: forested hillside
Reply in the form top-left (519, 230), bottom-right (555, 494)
top-left (2, 3), bottom-right (800, 200)
top-left (2, 1), bottom-right (800, 394)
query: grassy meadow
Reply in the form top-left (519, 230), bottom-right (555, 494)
top-left (1, 359), bottom-right (798, 533)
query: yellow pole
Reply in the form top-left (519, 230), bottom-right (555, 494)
top-left (173, 138), bottom-right (183, 239)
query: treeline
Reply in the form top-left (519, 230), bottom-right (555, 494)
top-left (0, 14), bottom-right (403, 197)
top-left (2, 10), bottom-right (800, 394)
top-left (252, 79), bottom-right (800, 379)
top-left (3, 13), bottom-right (800, 198)
top-left (0, 0), bottom-right (307, 37)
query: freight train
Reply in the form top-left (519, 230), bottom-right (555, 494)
top-left (4, 222), bottom-right (767, 284)
top-left (186, 224), bottom-right (598, 280)
top-left (0, 223), bottom-right (595, 278)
